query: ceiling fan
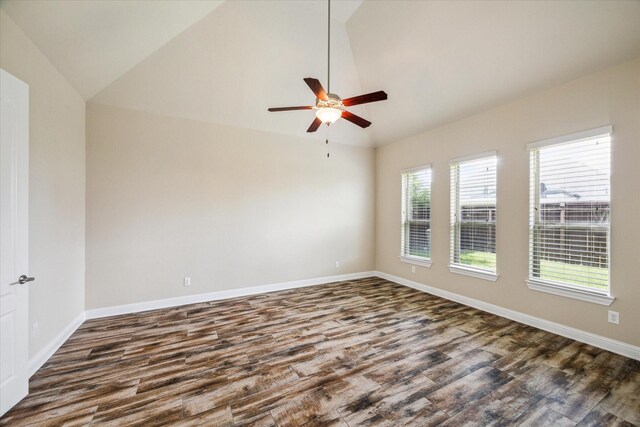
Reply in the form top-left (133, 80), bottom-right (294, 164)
top-left (267, 0), bottom-right (388, 133)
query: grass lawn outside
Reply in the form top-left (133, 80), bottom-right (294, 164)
top-left (407, 249), bottom-right (429, 258)
top-left (459, 251), bottom-right (496, 269)
top-left (459, 250), bottom-right (608, 291)
top-left (538, 259), bottom-right (608, 291)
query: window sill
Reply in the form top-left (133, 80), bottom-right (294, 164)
top-left (526, 279), bottom-right (614, 306)
top-left (400, 256), bottom-right (432, 268)
top-left (449, 265), bottom-right (498, 282)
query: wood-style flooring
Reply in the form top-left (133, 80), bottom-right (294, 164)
top-left (2, 277), bottom-right (639, 426)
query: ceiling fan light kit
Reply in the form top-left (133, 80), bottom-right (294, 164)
top-left (267, 0), bottom-right (388, 133)
top-left (315, 107), bottom-right (341, 124)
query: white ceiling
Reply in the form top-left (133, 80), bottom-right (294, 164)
top-left (0, 0), bottom-right (223, 99)
top-left (89, 0), bottom-right (373, 146)
top-left (347, 0), bottom-right (640, 144)
top-left (2, 0), bottom-right (640, 147)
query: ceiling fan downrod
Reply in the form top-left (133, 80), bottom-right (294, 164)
top-left (327, 0), bottom-right (331, 94)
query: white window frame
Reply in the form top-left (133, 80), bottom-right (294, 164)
top-left (400, 164), bottom-right (432, 267)
top-left (449, 151), bottom-right (498, 282)
top-left (526, 125), bottom-right (614, 306)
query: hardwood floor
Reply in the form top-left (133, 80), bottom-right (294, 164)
top-left (2, 277), bottom-right (639, 426)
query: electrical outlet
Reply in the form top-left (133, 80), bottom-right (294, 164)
top-left (607, 310), bottom-right (619, 324)
top-left (32, 321), bottom-right (39, 338)
top-left (411, 266), bottom-right (416, 273)
top-left (335, 261), bottom-right (340, 268)
top-left (184, 277), bottom-right (191, 287)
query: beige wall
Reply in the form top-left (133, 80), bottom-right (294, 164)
top-left (0, 10), bottom-right (86, 358)
top-left (85, 103), bottom-right (375, 309)
top-left (376, 58), bottom-right (640, 347)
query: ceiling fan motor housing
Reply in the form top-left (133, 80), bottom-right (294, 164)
top-left (317, 93), bottom-right (343, 110)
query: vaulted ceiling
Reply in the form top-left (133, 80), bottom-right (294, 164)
top-left (2, 0), bottom-right (640, 147)
top-left (1, 0), bottom-right (225, 99)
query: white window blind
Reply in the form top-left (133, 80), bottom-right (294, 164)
top-left (401, 167), bottom-right (431, 262)
top-left (450, 153), bottom-right (497, 274)
top-left (528, 132), bottom-right (611, 293)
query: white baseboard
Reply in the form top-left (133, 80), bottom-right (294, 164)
top-left (28, 311), bottom-right (86, 377)
top-left (374, 271), bottom-right (640, 361)
top-left (85, 271), bottom-right (376, 320)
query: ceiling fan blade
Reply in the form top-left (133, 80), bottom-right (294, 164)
top-left (303, 78), bottom-right (328, 101)
top-left (307, 117), bottom-right (323, 133)
top-left (341, 111), bottom-right (371, 128)
top-left (342, 90), bottom-right (388, 107)
top-left (268, 106), bottom-right (314, 112)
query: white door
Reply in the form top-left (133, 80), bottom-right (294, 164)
top-left (0, 68), bottom-right (30, 416)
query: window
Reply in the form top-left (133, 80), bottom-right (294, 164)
top-left (401, 166), bottom-right (431, 266)
top-left (449, 152), bottom-right (497, 280)
top-left (527, 126), bottom-right (613, 305)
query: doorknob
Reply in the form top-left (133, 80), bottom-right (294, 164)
top-left (18, 275), bottom-right (35, 284)
top-left (10, 275), bottom-right (35, 285)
